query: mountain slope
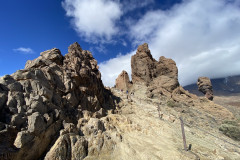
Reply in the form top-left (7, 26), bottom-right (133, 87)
top-left (0, 42), bottom-right (239, 160)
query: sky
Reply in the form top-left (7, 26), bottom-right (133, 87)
top-left (1, 0), bottom-right (240, 87)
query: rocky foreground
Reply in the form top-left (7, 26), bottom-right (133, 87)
top-left (0, 42), bottom-right (240, 160)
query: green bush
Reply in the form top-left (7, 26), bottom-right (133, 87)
top-left (167, 100), bottom-right (175, 107)
top-left (219, 120), bottom-right (240, 141)
top-left (166, 100), bottom-right (181, 108)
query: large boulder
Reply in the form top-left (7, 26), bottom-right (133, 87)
top-left (27, 112), bottom-right (47, 135)
top-left (197, 77), bottom-right (213, 100)
top-left (115, 70), bottom-right (132, 91)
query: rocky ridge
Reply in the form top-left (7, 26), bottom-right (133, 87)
top-left (0, 42), bottom-right (119, 160)
top-left (0, 42), bottom-right (239, 160)
top-left (127, 43), bottom-right (234, 120)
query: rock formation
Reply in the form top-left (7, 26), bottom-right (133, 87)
top-left (131, 43), bottom-right (156, 85)
top-left (131, 43), bottom-right (179, 98)
top-left (1, 42), bottom-right (238, 160)
top-left (0, 42), bottom-right (118, 160)
top-left (197, 77), bottom-right (214, 100)
top-left (115, 70), bottom-right (132, 91)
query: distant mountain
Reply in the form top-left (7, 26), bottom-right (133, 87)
top-left (184, 75), bottom-right (240, 96)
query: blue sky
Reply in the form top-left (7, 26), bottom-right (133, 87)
top-left (1, 0), bottom-right (240, 87)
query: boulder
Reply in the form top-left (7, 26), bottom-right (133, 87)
top-left (11, 114), bottom-right (26, 129)
top-left (197, 77), bottom-right (213, 100)
top-left (82, 118), bottom-right (105, 136)
top-left (44, 134), bottom-right (88, 160)
top-left (27, 112), bottom-right (47, 135)
top-left (25, 48), bottom-right (63, 69)
top-left (14, 131), bottom-right (34, 148)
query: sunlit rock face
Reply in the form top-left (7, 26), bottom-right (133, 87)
top-left (131, 43), bottom-right (179, 98)
top-left (0, 42), bottom-right (117, 160)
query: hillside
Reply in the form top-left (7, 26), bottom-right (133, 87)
top-left (0, 42), bottom-right (239, 160)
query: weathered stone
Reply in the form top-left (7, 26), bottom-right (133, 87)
top-left (0, 93), bottom-right (7, 110)
top-left (197, 77), bottom-right (213, 100)
top-left (40, 48), bottom-right (63, 65)
top-left (43, 113), bottom-right (54, 127)
top-left (14, 131), bottom-right (34, 148)
top-left (131, 43), bottom-right (155, 85)
top-left (6, 92), bottom-right (25, 110)
top-left (11, 114), bottom-right (26, 129)
top-left (82, 118), bottom-right (104, 136)
top-left (30, 100), bottom-right (47, 114)
top-left (0, 42), bottom-right (117, 159)
top-left (131, 43), bottom-right (179, 98)
top-left (60, 122), bottom-right (78, 135)
top-left (44, 134), bottom-right (88, 160)
top-left (0, 75), bottom-right (15, 86)
top-left (25, 48), bottom-right (63, 69)
top-left (28, 112), bottom-right (47, 135)
top-left (115, 70), bottom-right (132, 91)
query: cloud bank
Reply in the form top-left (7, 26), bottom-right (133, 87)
top-left (62, 0), bottom-right (122, 43)
top-left (99, 0), bottom-right (240, 86)
top-left (13, 47), bottom-right (34, 54)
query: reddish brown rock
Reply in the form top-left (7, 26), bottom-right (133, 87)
top-left (197, 77), bottom-right (213, 100)
top-left (131, 43), bottom-right (179, 98)
top-left (152, 56), bottom-right (179, 92)
top-left (131, 43), bottom-right (156, 85)
top-left (115, 70), bottom-right (132, 91)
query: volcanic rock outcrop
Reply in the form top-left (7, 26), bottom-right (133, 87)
top-left (197, 77), bottom-right (214, 100)
top-left (131, 43), bottom-right (179, 98)
top-left (115, 70), bottom-right (132, 91)
top-left (1, 42), bottom-right (238, 160)
top-left (0, 42), bottom-right (118, 160)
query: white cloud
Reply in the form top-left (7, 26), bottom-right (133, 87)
top-left (100, 0), bottom-right (240, 87)
top-left (99, 51), bottom-right (134, 87)
top-left (119, 0), bottom-right (154, 12)
top-left (13, 47), bottom-right (34, 54)
top-left (62, 0), bottom-right (122, 43)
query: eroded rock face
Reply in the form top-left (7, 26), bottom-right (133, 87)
top-left (131, 43), bottom-right (179, 98)
top-left (131, 43), bottom-right (156, 85)
top-left (197, 77), bottom-right (213, 100)
top-left (0, 42), bottom-right (117, 160)
top-left (115, 70), bottom-right (132, 91)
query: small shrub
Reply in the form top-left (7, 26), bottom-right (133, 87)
top-left (167, 100), bottom-right (175, 107)
top-left (219, 120), bottom-right (240, 141)
top-left (166, 100), bottom-right (181, 108)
